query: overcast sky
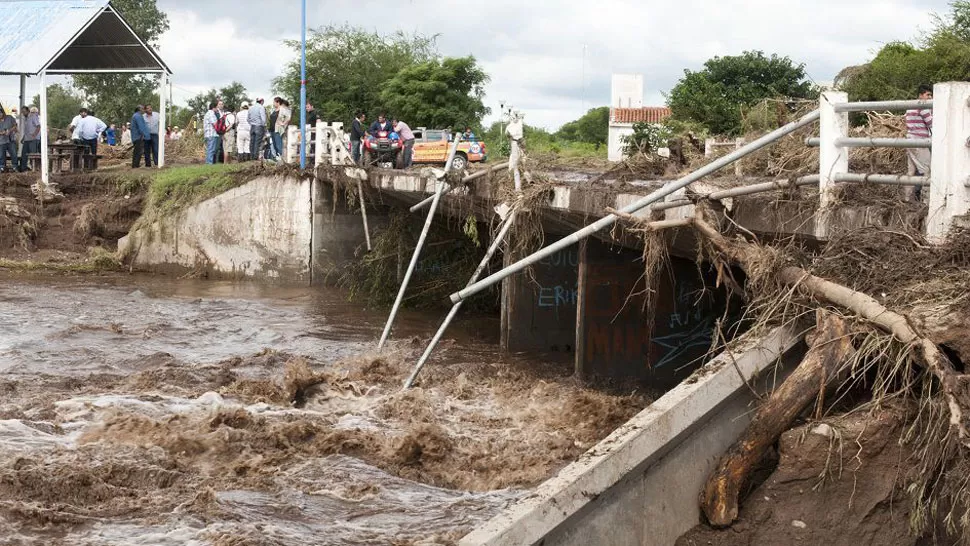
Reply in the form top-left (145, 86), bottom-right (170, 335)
top-left (2, 0), bottom-right (953, 130)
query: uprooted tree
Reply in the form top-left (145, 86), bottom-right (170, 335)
top-left (617, 204), bottom-right (970, 540)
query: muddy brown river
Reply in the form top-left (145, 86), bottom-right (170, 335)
top-left (0, 274), bottom-right (649, 545)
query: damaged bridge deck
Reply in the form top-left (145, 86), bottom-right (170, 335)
top-left (326, 164), bottom-right (927, 257)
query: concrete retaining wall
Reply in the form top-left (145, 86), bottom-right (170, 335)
top-left (460, 326), bottom-right (805, 546)
top-left (119, 175), bottom-right (313, 282)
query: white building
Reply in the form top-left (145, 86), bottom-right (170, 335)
top-left (608, 74), bottom-right (671, 162)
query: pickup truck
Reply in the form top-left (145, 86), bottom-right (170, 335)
top-left (410, 128), bottom-right (487, 171)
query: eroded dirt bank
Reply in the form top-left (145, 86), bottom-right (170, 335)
top-left (0, 276), bottom-right (649, 545)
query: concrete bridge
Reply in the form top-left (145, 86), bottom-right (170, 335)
top-left (119, 82), bottom-right (970, 546)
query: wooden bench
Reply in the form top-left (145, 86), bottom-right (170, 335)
top-left (26, 152), bottom-right (76, 173)
top-left (82, 154), bottom-right (103, 171)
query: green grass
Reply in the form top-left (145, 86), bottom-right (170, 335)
top-left (148, 163), bottom-right (250, 213)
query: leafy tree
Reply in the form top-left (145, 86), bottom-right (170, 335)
top-left (668, 50), bottom-right (817, 135)
top-left (31, 84), bottom-right (85, 133)
top-left (71, 0), bottom-right (170, 127)
top-left (623, 122), bottom-right (672, 156)
top-left (274, 26), bottom-right (437, 125)
top-left (168, 105), bottom-right (196, 131)
top-left (186, 82), bottom-right (251, 116)
top-left (379, 56), bottom-right (489, 129)
top-left (838, 2), bottom-right (970, 101)
top-left (556, 106), bottom-right (609, 144)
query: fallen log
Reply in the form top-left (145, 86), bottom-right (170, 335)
top-left (692, 215), bottom-right (968, 439)
top-left (691, 213), bottom-right (970, 526)
top-left (701, 309), bottom-right (855, 526)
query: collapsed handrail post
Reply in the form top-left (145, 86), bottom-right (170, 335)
top-left (403, 208), bottom-right (519, 389)
top-left (377, 133), bottom-right (462, 350)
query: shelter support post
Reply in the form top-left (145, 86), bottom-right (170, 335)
top-left (19, 75), bottom-right (26, 157)
top-left (39, 71), bottom-right (49, 186)
top-left (158, 72), bottom-right (167, 168)
top-left (19, 75), bottom-right (26, 115)
top-left (926, 82), bottom-right (970, 242)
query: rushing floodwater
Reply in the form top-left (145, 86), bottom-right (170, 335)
top-left (0, 273), bottom-right (648, 546)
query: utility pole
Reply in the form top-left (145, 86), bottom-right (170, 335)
top-left (581, 44), bottom-right (587, 113)
top-left (299, 0), bottom-right (307, 170)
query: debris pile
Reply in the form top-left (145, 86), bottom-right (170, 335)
top-left (628, 208), bottom-right (970, 544)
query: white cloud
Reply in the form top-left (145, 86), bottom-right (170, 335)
top-left (157, 9), bottom-right (291, 106)
top-left (2, 0), bottom-right (954, 130)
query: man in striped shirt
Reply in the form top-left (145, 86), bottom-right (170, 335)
top-left (903, 84), bottom-right (933, 202)
top-left (905, 84), bottom-right (933, 174)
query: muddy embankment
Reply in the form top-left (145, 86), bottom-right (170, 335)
top-left (0, 172), bottom-right (147, 266)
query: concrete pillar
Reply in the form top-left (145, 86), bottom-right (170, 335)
top-left (315, 120), bottom-right (325, 168)
top-left (926, 82), bottom-right (970, 242)
top-left (286, 126), bottom-right (299, 164)
top-left (734, 137), bottom-right (744, 177)
top-left (573, 238), bottom-right (724, 389)
top-left (39, 71), bottom-right (48, 186)
top-left (500, 238), bottom-right (578, 354)
top-left (157, 72), bottom-right (167, 168)
top-left (818, 91), bottom-right (849, 213)
top-left (310, 173), bottom-right (387, 282)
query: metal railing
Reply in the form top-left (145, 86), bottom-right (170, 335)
top-left (448, 96), bottom-right (940, 303)
top-left (806, 137), bottom-right (931, 148)
top-left (833, 99), bottom-right (932, 113)
top-left (447, 109), bottom-right (823, 303)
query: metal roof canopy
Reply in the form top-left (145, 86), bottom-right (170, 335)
top-left (0, 0), bottom-right (171, 75)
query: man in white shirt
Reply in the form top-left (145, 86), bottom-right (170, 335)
top-left (143, 105), bottom-right (161, 167)
top-left (69, 110), bottom-right (83, 143)
top-left (236, 102), bottom-right (251, 161)
top-left (222, 108), bottom-right (237, 163)
top-left (73, 108), bottom-right (107, 155)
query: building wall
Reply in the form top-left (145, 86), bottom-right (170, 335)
top-left (608, 124), bottom-right (633, 162)
top-left (611, 74), bottom-right (643, 109)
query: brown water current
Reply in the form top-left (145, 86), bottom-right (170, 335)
top-left (0, 274), bottom-right (651, 545)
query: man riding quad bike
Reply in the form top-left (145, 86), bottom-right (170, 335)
top-left (362, 130), bottom-right (405, 169)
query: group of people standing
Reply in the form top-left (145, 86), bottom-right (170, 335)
top-left (0, 106), bottom-right (40, 173)
top-left (127, 104), bottom-right (168, 168)
top-left (202, 97), bottom-right (297, 165)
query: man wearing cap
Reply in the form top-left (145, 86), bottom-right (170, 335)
top-left (18, 106), bottom-right (41, 172)
top-left (236, 102), bottom-right (251, 161)
top-left (247, 98), bottom-right (267, 160)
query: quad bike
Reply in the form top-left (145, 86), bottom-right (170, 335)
top-left (361, 131), bottom-right (404, 169)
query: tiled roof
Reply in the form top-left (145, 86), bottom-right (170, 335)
top-left (610, 107), bottom-right (672, 125)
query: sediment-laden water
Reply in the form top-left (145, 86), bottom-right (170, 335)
top-left (0, 274), bottom-right (649, 545)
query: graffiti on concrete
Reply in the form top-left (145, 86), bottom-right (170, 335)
top-left (537, 285), bottom-right (578, 308)
top-left (652, 283), bottom-right (712, 369)
top-left (539, 248), bottom-right (580, 268)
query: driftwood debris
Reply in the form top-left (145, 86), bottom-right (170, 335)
top-left (700, 309), bottom-right (855, 527)
top-left (690, 213), bottom-right (970, 527)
